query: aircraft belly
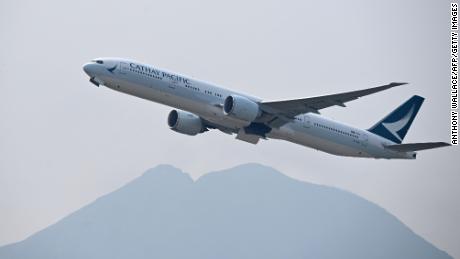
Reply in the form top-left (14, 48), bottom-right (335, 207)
top-left (268, 124), bottom-right (371, 157)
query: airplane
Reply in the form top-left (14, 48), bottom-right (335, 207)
top-left (82, 58), bottom-right (450, 159)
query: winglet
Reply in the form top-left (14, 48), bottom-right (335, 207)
top-left (389, 82), bottom-right (409, 87)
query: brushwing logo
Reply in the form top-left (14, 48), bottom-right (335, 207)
top-left (107, 64), bottom-right (117, 73)
top-left (382, 105), bottom-right (415, 142)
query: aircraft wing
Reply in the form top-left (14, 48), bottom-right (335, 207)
top-left (259, 82), bottom-right (407, 128)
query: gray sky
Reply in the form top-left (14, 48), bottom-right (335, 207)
top-left (1, 0), bottom-right (459, 257)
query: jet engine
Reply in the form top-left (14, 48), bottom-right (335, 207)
top-left (223, 95), bottom-right (261, 123)
top-left (167, 110), bottom-right (204, 136)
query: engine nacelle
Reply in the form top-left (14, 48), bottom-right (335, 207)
top-left (223, 95), bottom-right (261, 123)
top-left (167, 110), bottom-right (204, 136)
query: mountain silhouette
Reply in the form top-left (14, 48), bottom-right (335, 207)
top-left (0, 163), bottom-right (452, 259)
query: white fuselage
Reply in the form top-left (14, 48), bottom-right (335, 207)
top-left (83, 58), bottom-right (415, 159)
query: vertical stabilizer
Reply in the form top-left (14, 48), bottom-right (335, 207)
top-left (368, 95), bottom-right (424, 143)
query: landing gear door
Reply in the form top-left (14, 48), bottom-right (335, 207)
top-left (303, 115), bottom-right (311, 128)
top-left (119, 62), bottom-right (129, 75)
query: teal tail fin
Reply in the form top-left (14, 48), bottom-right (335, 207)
top-left (368, 95), bottom-right (424, 143)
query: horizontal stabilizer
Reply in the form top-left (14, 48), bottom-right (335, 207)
top-left (385, 142), bottom-right (451, 152)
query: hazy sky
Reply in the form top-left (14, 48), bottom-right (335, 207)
top-left (1, 0), bottom-right (459, 257)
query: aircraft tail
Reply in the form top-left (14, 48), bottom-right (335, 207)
top-left (368, 95), bottom-right (424, 143)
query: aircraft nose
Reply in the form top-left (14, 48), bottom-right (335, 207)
top-left (83, 62), bottom-right (96, 77)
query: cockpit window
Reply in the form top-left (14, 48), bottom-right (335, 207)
top-left (92, 60), bottom-right (104, 64)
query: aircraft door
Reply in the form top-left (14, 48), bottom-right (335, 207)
top-left (119, 62), bottom-right (129, 74)
top-left (359, 132), bottom-right (369, 147)
top-left (168, 80), bottom-right (178, 89)
top-left (303, 115), bottom-right (311, 128)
